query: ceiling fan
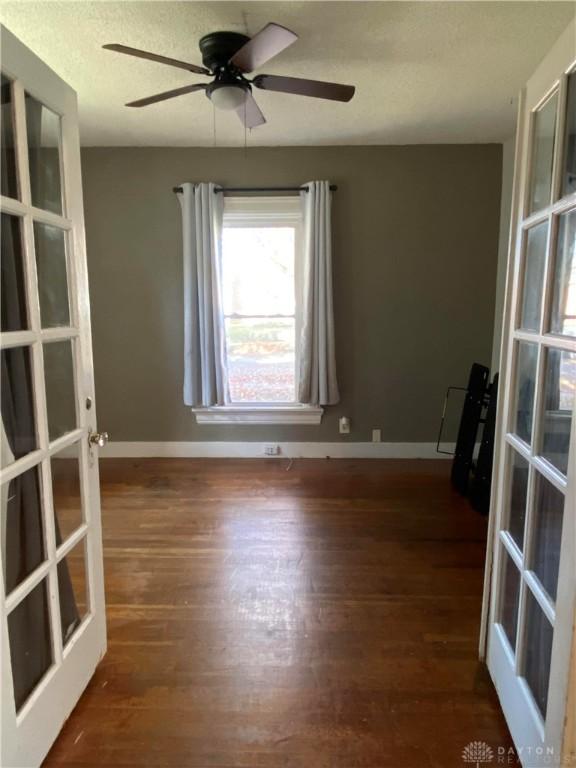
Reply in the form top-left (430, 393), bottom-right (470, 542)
top-left (103, 22), bottom-right (355, 128)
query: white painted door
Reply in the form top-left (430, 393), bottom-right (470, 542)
top-left (0, 26), bottom-right (106, 768)
top-left (484, 18), bottom-right (576, 768)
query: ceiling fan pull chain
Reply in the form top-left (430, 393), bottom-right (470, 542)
top-left (243, 102), bottom-right (247, 159)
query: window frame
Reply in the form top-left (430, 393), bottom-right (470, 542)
top-left (193, 195), bottom-right (323, 425)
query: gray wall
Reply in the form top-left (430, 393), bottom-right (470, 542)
top-left (81, 145), bottom-right (502, 443)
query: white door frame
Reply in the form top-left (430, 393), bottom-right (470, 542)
top-left (480, 17), bottom-right (576, 766)
top-left (0, 26), bottom-right (106, 768)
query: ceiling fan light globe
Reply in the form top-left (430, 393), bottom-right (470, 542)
top-left (209, 84), bottom-right (248, 111)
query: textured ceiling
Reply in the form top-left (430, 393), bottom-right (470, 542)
top-left (1, 1), bottom-right (574, 146)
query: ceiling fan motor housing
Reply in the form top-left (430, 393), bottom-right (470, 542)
top-left (199, 31), bottom-right (250, 72)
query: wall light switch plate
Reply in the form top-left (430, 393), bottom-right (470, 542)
top-left (339, 417), bottom-right (351, 434)
top-left (372, 429), bottom-right (381, 443)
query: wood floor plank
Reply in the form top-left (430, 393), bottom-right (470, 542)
top-left (43, 458), bottom-right (512, 767)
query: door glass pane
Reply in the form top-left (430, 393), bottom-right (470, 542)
top-left (52, 442), bottom-right (83, 543)
top-left (43, 340), bottom-right (76, 442)
top-left (506, 450), bottom-right (529, 551)
top-left (1, 346), bottom-right (37, 468)
top-left (528, 93), bottom-right (558, 214)
top-left (520, 223), bottom-right (547, 332)
top-left (513, 342), bottom-right (538, 445)
top-left (549, 210), bottom-right (576, 337)
top-left (58, 537), bottom-right (89, 646)
top-left (530, 473), bottom-right (564, 601)
top-left (1, 74), bottom-right (18, 199)
top-left (498, 547), bottom-right (521, 652)
top-left (540, 348), bottom-right (575, 475)
top-left (33, 222), bottom-right (70, 328)
top-left (2, 465), bottom-right (46, 595)
top-left (8, 578), bottom-right (53, 712)
top-left (25, 93), bottom-right (62, 215)
top-left (1, 213), bottom-right (28, 332)
top-left (523, 589), bottom-right (553, 719)
top-left (562, 70), bottom-right (576, 198)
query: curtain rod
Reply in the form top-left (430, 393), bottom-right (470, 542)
top-left (173, 185), bottom-right (337, 194)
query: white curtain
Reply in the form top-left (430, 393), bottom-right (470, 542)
top-left (298, 181), bottom-right (339, 405)
top-left (178, 182), bottom-right (229, 406)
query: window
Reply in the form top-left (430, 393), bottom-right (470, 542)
top-left (193, 196), bottom-right (322, 424)
top-left (222, 197), bottom-right (300, 403)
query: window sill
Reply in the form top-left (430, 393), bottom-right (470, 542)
top-left (192, 405), bottom-right (323, 425)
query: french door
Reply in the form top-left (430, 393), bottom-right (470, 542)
top-left (484, 18), bottom-right (576, 767)
top-left (0, 26), bottom-right (106, 768)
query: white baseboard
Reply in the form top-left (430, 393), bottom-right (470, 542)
top-left (100, 441), bottom-right (455, 459)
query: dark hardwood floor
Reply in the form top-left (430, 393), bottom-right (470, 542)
top-left (44, 458), bottom-right (513, 767)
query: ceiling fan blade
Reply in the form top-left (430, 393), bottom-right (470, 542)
top-left (126, 83), bottom-right (206, 108)
top-left (103, 44), bottom-right (210, 75)
top-left (253, 74), bottom-right (355, 102)
top-left (237, 92), bottom-right (266, 129)
top-left (229, 23), bottom-right (297, 73)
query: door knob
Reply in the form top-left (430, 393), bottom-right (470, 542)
top-left (89, 431), bottom-right (109, 448)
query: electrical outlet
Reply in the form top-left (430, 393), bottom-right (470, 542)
top-left (339, 417), bottom-right (350, 434)
top-left (263, 444), bottom-right (280, 456)
top-left (372, 429), bottom-right (381, 443)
